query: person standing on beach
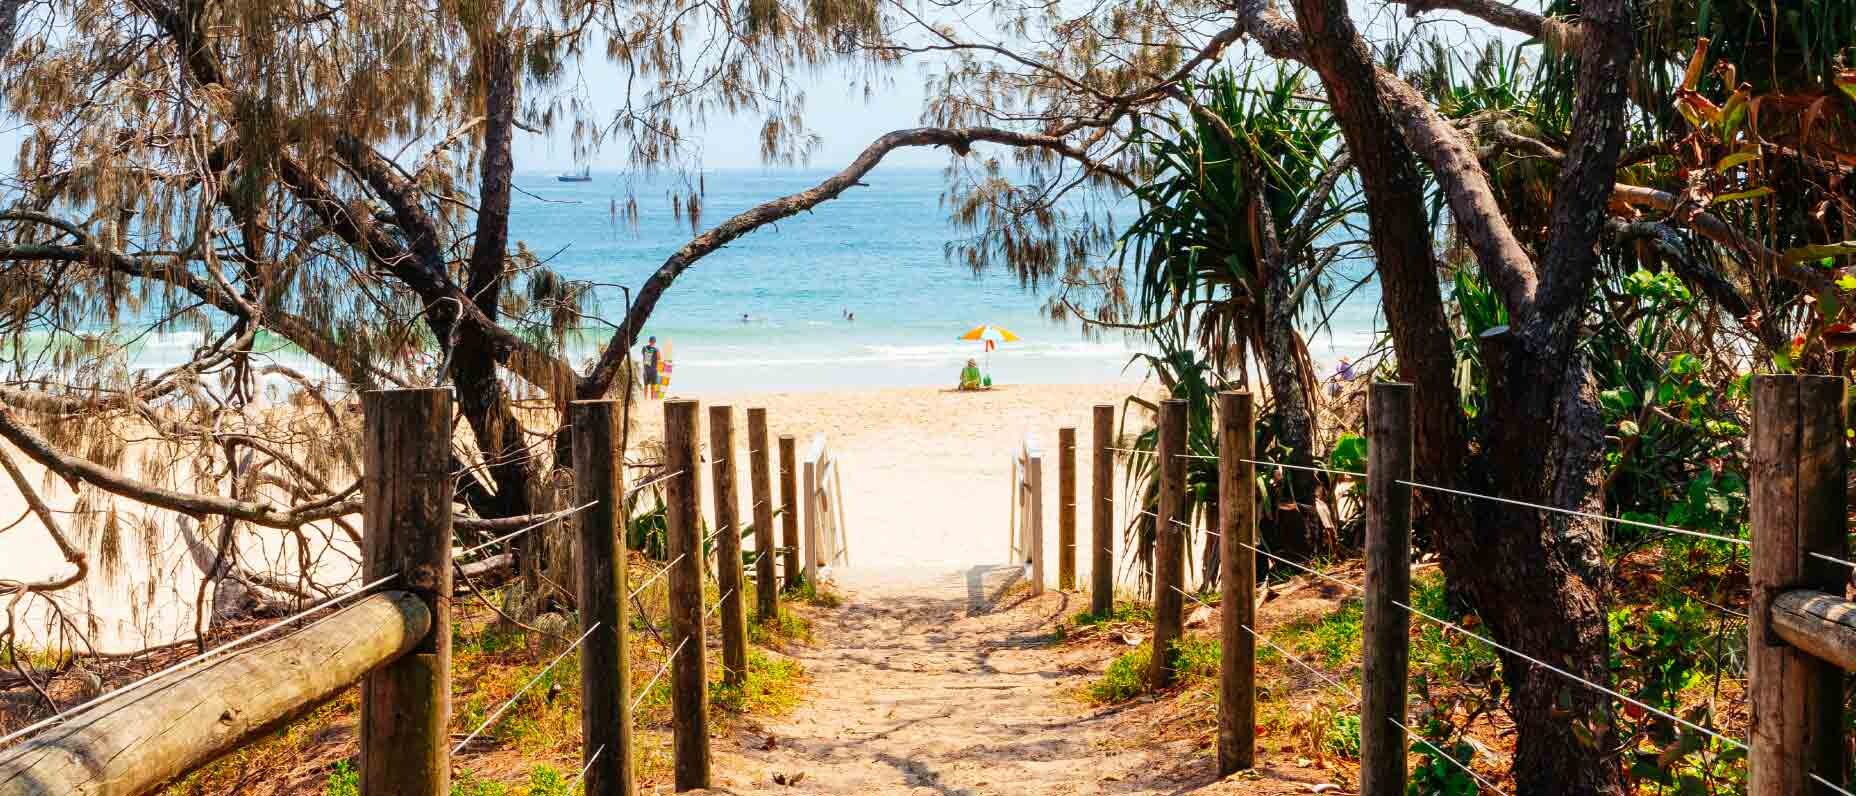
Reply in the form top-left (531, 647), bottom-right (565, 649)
top-left (642, 336), bottom-right (661, 399)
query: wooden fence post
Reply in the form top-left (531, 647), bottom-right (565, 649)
top-left (1059, 427), bottom-right (1077, 591)
top-left (1217, 391), bottom-right (1256, 775)
top-left (1361, 383), bottom-right (1413, 796)
top-left (1027, 440), bottom-right (1046, 596)
top-left (571, 400), bottom-right (634, 796)
top-left (1150, 398), bottom-right (1187, 690)
top-left (360, 388), bottom-right (452, 796)
top-left (1092, 405), bottom-right (1115, 617)
top-left (663, 400), bottom-right (711, 791)
top-left (779, 435), bottom-right (801, 590)
top-left (748, 408), bottom-right (778, 621)
top-left (1750, 374), bottom-right (1847, 796)
top-left (709, 405), bottom-right (750, 687)
top-left (803, 457), bottom-right (819, 585)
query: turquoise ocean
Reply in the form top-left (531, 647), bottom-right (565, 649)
top-left (519, 164), bottom-right (1146, 392)
top-left (119, 164), bottom-right (1384, 393)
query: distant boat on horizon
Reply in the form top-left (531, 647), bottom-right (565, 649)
top-left (557, 166), bottom-right (592, 182)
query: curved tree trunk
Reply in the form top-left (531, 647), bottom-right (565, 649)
top-left (1253, 171), bottom-right (1334, 561)
top-left (1457, 337), bottom-right (1618, 792)
top-left (1260, 278), bottom-right (1331, 559)
top-left (1278, 0), bottom-right (1630, 787)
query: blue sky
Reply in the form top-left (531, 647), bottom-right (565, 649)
top-left (512, 59), bottom-right (945, 174)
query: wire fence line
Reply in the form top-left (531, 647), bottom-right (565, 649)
top-left (1388, 716), bottom-right (1508, 794)
top-left (1239, 623), bottom-right (1358, 707)
top-left (625, 468), bottom-right (686, 496)
top-left (1115, 447), bottom-right (1754, 550)
top-left (630, 636), bottom-right (690, 714)
top-left (1233, 540), bottom-right (1363, 595)
top-left (627, 553), bottom-right (686, 600)
top-left (1396, 479), bottom-right (1749, 547)
top-left (1119, 450), bottom-right (1751, 791)
top-left (0, 571), bottom-right (401, 747)
top-left (1135, 509), bottom-right (1201, 534)
top-left (704, 589), bottom-right (736, 621)
top-left (1390, 598), bottom-right (1746, 752)
top-left (572, 744), bottom-right (606, 789)
top-left (1813, 772), bottom-right (1856, 796)
top-left (1242, 458), bottom-right (1364, 479)
top-left (1810, 551), bottom-right (1856, 571)
top-left (456, 500), bottom-right (601, 561)
top-left (452, 622), bottom-right (601, 755)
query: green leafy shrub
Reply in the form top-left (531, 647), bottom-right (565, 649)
top-left (1090, 643), bottom-right (1153, 703)
top-left (322, 761), bottom-right (359, 796)
top-left (1325, 713), bottom-right (1362, 758)
top-left (1408, 735), bottom-right (1480, 796)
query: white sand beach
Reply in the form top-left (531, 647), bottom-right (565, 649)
top-left (637, 381), bottom-right (1149, 581)
top-left (0, 381), bottom-right (1151, 653)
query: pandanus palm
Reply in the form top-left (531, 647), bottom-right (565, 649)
top-left (1117, 68), bottom-right (1360, 587)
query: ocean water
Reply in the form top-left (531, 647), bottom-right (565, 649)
top-left (70, 165), bottom-right (1386, 392)
top-left (518, 165), bottom-right (1151, 392)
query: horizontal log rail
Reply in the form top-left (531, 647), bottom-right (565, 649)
top-left (1771, 590), bottom-right (1856, 673)
top-left (0, 591), bottom-right (430, 796)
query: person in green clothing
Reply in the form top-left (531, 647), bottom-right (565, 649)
top-left (641, 336), bottom-right (661, 398)
top-left (958, 358), bottom-right (984, 390)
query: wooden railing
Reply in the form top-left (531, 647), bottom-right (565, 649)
top-left (0, 390), bottom-right (826, 796)
top-left (1057, 375), bottom-right (1854, 793)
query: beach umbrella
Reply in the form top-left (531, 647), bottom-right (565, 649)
top-left (957, 324), bottom-right (1020, 373)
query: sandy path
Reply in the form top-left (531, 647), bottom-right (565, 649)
top-left (705, 566), bottom-right (1223, 795)
top-left (636, 382), bottom-right (1146, 576)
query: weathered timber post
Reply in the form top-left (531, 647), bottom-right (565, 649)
top-left (779, 434), bottom-right (801, 590)
top-left (663, 400), bottom-right (712, 791)
top-left (803, 457), bottom-right (820, 585)
top-left (361, 388), bottom-right (452, 796)
top-left (1217, 391), bottom-right (1256, 775)
top-left (572, 399), bottom-right (635, 796)
top-left (1749, 374), bottom-right (1847, 796)
top-left (709, 405), bottom-right (750, 687)
top-left (1361, 383), bottom-right (1413, 796)
top-left (1149, 398), bottom-right (1187, 690)
top-left (1027, 440), bottom-right (1046, 596)
top-left (748, 408), bottom-right (778, 621)
top-left (1058, 426), bottom-right (1077, 591)
top-left (1092, 404), bottom-right (1115, 617)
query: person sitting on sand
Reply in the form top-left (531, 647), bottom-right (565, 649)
top-left (958, 358), bottom-right (984, 390)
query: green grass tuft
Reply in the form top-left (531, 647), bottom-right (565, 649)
top-left (784, 579), bottom-right (842, 608)
top-left (750, 605), bottom-right (814, 645)
top-left (322, 761), bottom-right (358, 796)
top-left (1068, 600), bottom-right (1153, 628)
top-left (1276, 601), bottom-right (1364, 668)
top-left (712, 649), bottom-right (807, 715)
top-left (1090, 642), bottom-right (1153, 703)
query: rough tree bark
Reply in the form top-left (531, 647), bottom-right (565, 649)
top-left (1253, 166), bottom-right (1333, 560)
top-left (1269, 0), bottom-right (1633, 787)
